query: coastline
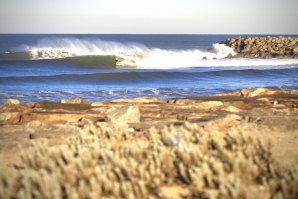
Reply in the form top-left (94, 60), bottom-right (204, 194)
top-left (1, 87), bottom-right (298, 198)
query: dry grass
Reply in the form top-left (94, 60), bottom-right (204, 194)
top-left (0, 122), bottom-right (297, 199)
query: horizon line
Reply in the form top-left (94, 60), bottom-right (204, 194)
top-left (0, 33), bottom-right (297, 35)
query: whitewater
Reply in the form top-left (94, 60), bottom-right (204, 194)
top-left (14, 38), bottom-right (298, 69)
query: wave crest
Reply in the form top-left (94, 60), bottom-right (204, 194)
top-left (24, 38), bottom-right (236, 68)
top-left (1, 38), bottom-right (296, 69)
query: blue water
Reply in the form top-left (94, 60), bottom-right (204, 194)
top-left (0, 34), bottom-right (297, 103)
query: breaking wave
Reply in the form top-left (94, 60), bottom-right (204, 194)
top-left (1, 38), bottom-right (298, 69)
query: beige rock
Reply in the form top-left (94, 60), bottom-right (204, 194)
top-left (26, 120), bottom-right (43, 127)
top-left (289, 40), bottom-right (296, 46)
top-left (241, 45), bottom-right (251, 53)
top-left (223, 105), bottom-right (242, 113)
top-left (60, 98), bottom-right (91, 104)
top-left (248, 88), bottom-right (285, 97)
top-left (273, 100), bottom-right (286, 108)
top-left (215, 114), bottom-right (242, 129)
top-left (290, 90), bottom-right (298, 95)
top-left (273, 104), bottom-right (286, 109)
top-left (215, 91), bottom-right (242, 97)
top-left (240, 89), bottom-right (253, 97)
top-left (174, 99), bottom-right (195, 105)
top-left (257, 98), bottom-right (271, 103)
top-left (111, 97), bottom-right (164, 104)
top-left (0, 112), bottom-right (19, 122)
top-left (91, 102), bottom-right (106, 106)
top-left (21, 113), bottom-right (83, 124)
top-left (105, 105), bottom-right (140, 123)
top-left (197, 101), bottom-right (223, 109)
top-left (2, 99), bottom-right (20, 106)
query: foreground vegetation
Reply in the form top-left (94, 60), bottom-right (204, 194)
top-left (1, 121), bottom-right (297, 199)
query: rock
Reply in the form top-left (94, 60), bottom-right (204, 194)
top-left (174, 99), bottom-right (196, 105)
top-left (273, 104), bottom-right (286, 109)
top-left (2, 99), bottom-right (20, 106)
top-left (290, 90), bottom-right (298, 95)
top-left (0, 112), bottom-right (20, 123)
top-left (215, 91), bottom-right (242, 97)
top-left (215, 114), bottom-right (242, 129)
top-left (111, 97), bottom-right (164, 104)
top-left (60, 98), bottom-right (91, 104)
top-left (226, 53), bottom-right (234, 58)
top-left (272, 100), bottom-right (286, 109)
top-left (197, 101), bottom-right (223, 109)
top-left (223, 105), bottom-right (242, 113)
top-left (289, 41), bottom-right (296, 46)
top-left (26, 120), bottom-right (43, 127)
top-left (230, 38), bottom-right (236, 43)
top-left (293, 47), bottom-right (298, 54)
top-left (240, 89), bottom-right (254, 97)
top-left (21, 113), bottom-right (84, 124)
top-left (241, 45), bottom-right (251, 53)
top-left (105, 105), bottom-right (140, 123)
top-left (248, 88), bottom-right (285, 97)
top-left (257, 98), bottom-right (271, 103)
top-left (91, 102), bottom-right (106, 106)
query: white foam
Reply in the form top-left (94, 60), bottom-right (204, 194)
top-left (27, 38), bottom-right (148, 59)
top-left (25, 38), bottom-right (298, 69)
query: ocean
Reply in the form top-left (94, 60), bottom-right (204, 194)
top-left (0, 34), bottom-right (298, 103)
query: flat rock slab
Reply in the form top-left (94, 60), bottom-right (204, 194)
top-left (0, 88), bottom-right (297, 168)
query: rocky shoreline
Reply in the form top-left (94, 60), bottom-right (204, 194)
top-left (224, 36), bottom-right (298, 58)
top-left (0, 88), bottom-right (298, 198)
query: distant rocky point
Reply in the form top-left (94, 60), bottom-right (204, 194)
top-left (224, 36), bottom-right (298, 58)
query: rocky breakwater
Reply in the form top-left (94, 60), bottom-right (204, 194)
top-left (224, 36), bottom-right (298, 58)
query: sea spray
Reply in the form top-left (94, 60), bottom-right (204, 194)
top-left (25, 38), bottom-right (237, 67)
top-left (1, 37), bottom-right (298, 69)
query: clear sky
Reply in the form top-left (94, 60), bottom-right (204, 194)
top-left (0, 0), bottom-right (297, 34)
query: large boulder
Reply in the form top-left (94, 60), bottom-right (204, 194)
top-left (105, 105), bottom-right (140, 123)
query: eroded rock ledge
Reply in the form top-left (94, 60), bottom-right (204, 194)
top-left (0, 88), bottom-right (298, 199)
top-left (224, 36), bottom-right (298, 58)
top-left (0, 88), bottom-right (298, 198)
